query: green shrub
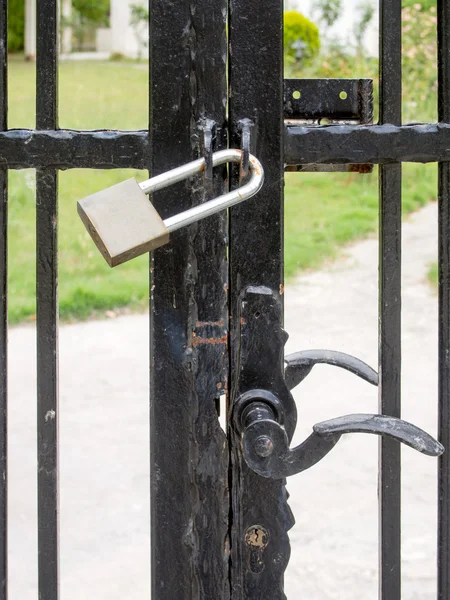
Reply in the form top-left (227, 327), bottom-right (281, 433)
top-left (72, 0), bottom-right (110, 26)
top-left (284, 10), bottom-right (320, 65)
top-left (8, 0), bottom-right (25, 53)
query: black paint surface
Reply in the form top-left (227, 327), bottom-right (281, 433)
top-left (0, 2), bottom-right (7, 598)
top-left (438, 0), bottom-right (450, 595)
top-left (36, 2), bottom-right (60, 600)
top-left (228, 2), bottom-right (293, 597)
top-left (149, 1), bottom-right (229, 598)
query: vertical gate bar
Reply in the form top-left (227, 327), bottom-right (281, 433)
top-left (0, 2), bottom-right (7, 598)
top-left (438, 0), bottom-right (450, 593)
top-left (36, 2), bottom-right (59, 599)
top-left (228, 1), bottom-right (291, 598)
top-left (378, 0), bottom-right (402, 595)
top-left (149, 0), bottom-right (229, 598)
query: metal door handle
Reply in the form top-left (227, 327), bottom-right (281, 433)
top-left (237, 400), bottom-right (443, 479)
top-left (234, 352), bottom-right (443, 478)
top-left (284, 349), bottom-right (378, 389)
top-left (231, 287), bottom-right (445, 480)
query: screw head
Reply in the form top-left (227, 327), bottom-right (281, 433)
top-left (254, 435), bottom-right (274, 458)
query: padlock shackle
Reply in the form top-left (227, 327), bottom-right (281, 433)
top-left (138, 149), bottom-right (264, 233)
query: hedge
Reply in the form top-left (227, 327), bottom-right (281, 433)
top-left (8, 0), bottom-right (25, 53)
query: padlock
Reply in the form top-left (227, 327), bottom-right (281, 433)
top-left (77, 149), bottom-right (264, 267)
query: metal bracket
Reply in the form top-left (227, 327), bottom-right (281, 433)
top-left (284, 78), bottom-right (373, 173)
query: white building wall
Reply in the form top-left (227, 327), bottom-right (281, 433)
top-left (110, 0), bottom-right (149, 59)
top-left (24, 0), bottom-right (36, 60)
top-left (61, 0), bottom-right (72, 54)
top-left (25, 0), bottom-right (72, 58)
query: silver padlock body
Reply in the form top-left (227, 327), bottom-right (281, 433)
top-left (77, 179), bottom-right (169, 267)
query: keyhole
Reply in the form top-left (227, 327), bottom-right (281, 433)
top-left (245, 525), bottom-right (269, 573)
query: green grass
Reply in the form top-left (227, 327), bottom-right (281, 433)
top-left (9, 56), bottom-right (149, 129)
top-left (6, 58), bottom-right (438, 324)
top-left (9, 169), bottom-right (150, 324)
top-left (8, 59), bottom-right (150, 324)
top-left (285, 164), bottom-right (437, 277)
top-left (428, 262), bottom-right (438, 288)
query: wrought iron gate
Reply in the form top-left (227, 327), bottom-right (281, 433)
top-left (1, 0), bottom-right (450, 598)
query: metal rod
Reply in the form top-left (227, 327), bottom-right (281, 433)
top-left (378, 0), bottom-right (402, 594)
top-left (36, 2), bottom-right (59, 599)
top-left (438, 0), bottom-right (450, 592)
top-left (284, 123), bottom-right (450, 166)
top-left (0, 1), bottom-right (7, 597)
top-left (138, 150), bottom-right (264, 233)
top-left (3, 124), bottom-right (450, 170)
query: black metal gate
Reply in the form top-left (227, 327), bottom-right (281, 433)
top-left (1, 0), bottom-right (450, 598)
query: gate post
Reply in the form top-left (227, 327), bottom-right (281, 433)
top-left (228, 1), bottom-right (293, 598)
top-left (149, 1), bottom-right (229, 598)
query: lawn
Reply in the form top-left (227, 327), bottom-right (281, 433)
top-left (7, 58), bottom-right (438, 324)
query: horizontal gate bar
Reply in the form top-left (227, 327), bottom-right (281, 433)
top-left (3, 124), bottom-right (450, 169)
top-left (0, 130), bottom-right (149, 169)
top-left (285, 123), bottom-right (450, 165)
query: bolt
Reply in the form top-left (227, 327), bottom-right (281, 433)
top-left (254, 435), bottom-right (274, 458)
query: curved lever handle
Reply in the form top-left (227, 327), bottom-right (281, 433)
top-left (285, 350), bottom-right (378, 391)
top-left (242, 411), bottom-right (444, 479)
top-left (314, 413), bottom-right (443, 456)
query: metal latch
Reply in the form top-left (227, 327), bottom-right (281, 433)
top-left (77, 149), bottom-right (264, 267)
top-left (232, 287), bottom-right (444, 480)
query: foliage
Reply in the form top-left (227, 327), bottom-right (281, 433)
top-left (313, 0), bottom-right (342, 30)
top-left (72, 0), bottom-right (110, 25)
top-left (109, 52), bottom-right (126, 61)
top-left (285, 1), bottom-right (378, 83)
top-left (62, 0), bottom-right (110, 51)
top-left (130, 3), bottom-right (149, 60)
top-left (402, 0), bottom-right (435, 9)
top-left (284, 11), bottom-right (320, 69)
top-left (130, 4), bottom-right (149, 23)
top-left (288, 1), bottom-right (437, 123)
top-left (8, 0), bottom-right (25, 53)
top-left (402, 4), bottom-right (437, 121)
top-left (353, 1), bottom-right (375, 56)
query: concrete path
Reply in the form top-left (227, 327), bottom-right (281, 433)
top-left (7, 201), bottom-right (439, 599)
